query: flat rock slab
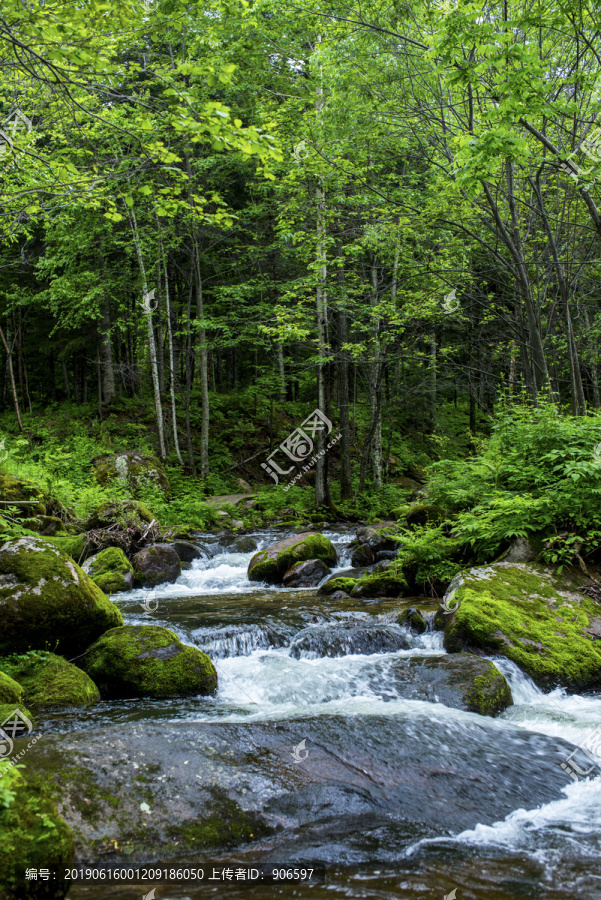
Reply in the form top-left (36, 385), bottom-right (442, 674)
top-left (23, 714), bottom-right (574, 867)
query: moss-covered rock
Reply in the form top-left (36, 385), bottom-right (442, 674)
top-left (42, 533), bottom-right (88, 564)
top-left (0, 672), bottom-right (22, 706)
top-left (0, 536), bottom-right (123, 657)
top-left (350, 571), bottom-right (408, 599)
top-left (389, 655), bottom-right (512, 717)
top-left (0, 652), bottom-right (99, 709)
top-left (80, 625), bottom-right (218, 699)
top-left (248, 532), bottom-right (337, 584)
top-left (317, 575), bottom-right (359, 596)
top-left (0, 766), bottom-right (74, 899)
top-left (84, 546), bottom-right (134, 594)
top-left (405, 504), bottom-right (444, 527)
top-left (0, 475), bottom-right (45, 517)
top-left (442, 563), bottom-right (601, 691)
top-left (86, 499), bottom-right (155, 531)
top-left (20, 516), bottom-right (65, 536)
top-left (92, 451), bottom-right (171, 496)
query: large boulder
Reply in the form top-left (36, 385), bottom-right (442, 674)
top-left (442, 563), bottom-right (601, 691)
top-left (80, 626), bottom-right (217, 699)
top-left (86, 499), bottom-right (154, 531)
top-left (92, 451), bottom-right (170, 496)
top-left (387, 655), bottom-right (513, 716)
top-left (0, 475), bottom-right (45, 517)
top-left (0, 653), bottom-right (99, 709)
top-left (248, 532), bottom-right (337, 584)
top-left (282, 559), bottom-right (331, 588)
top-left (167, 540), bottom-right (204, 562)
top-left (0, 537), bottom-right (123, 657)
top-left (132, 543), bottom-right (181, 587)
top-left (83, 546), bottom-right (134, 594)
top-left (0, 766), bottom-right (74, 898)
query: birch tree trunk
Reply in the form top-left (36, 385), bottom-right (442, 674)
top-left (193, 239), bottom-right (210, 479)
top-left (127, 206), bottom-right (166, 460)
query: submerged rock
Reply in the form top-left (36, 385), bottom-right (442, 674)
top-left (0, 652), bottom-right (99, 709)
top-left (288, 623), bottom-right (411, 658)
top-left (282, 558), bottom-right (331, 588)
top-left (248, 532), bottom-right (337, 584)
top-left (20, 717), bottom-right (574, 869)
top-left (0, 537), bottom-right (123, 657)
top-left (83, 546), bottom-right (134, 594)
top-left (442, 563), bottom-right (600, 690)
top-left (80, 625), bottom-right (217, 699)
top-left (386, 655), bottom-right (513, 716)
top-left (0, 766), bottom-right (74, 898)
top-left (132, 543), bottom-right (181, 587)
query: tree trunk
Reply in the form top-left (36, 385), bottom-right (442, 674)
top-left (0, 325), bottom-right (23, 432)
top-left (126, 206), bottom-right (166, 460)
top-left (192, 239), bottom-right (210, 479)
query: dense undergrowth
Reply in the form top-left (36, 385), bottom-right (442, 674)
top-left (1, 396), bottom-right (600, 589)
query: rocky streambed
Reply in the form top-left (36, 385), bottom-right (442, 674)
top-left (4, 527), bottom-right (601, 899)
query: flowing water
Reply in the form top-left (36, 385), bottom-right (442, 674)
top-left (58, 529), bottom-right (601, 899)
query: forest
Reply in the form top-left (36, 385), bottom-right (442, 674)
top-left (2, 1), bottom-right (601, 898)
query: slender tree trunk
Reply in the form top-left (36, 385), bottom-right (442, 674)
top-left (99, 294), bottom-right (116, 404)
top-left (192, 239), bottom-right (210, 479)
top-left (336, 257), bottom-right (352, 501)
top-left (0, 325), bottom-right (23, 432)
top-left (126, 207), bottom-right (166, 460)
top-left (164, 257), bottom-right (183, 465)
top-left (276, 341), bottom-right (286, 403)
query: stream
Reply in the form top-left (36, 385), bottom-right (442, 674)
top-left (50, 528), bottom-right (601, 899)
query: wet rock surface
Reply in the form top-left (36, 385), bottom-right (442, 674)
top-left (22, 716), bottom-right (573, 868)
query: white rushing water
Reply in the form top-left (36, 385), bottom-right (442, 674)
top-left (117, 528), bottom-right (601, 884)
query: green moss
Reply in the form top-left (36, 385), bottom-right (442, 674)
top-left (405, 504), bottom-right (444, 527)
top-left (0, 766), bottom-right (74, 899)
top-left (0, 672), bottom-right (23, 705)
top-left (317, 576), bottom-right (359, 596)
top-left (0, 536), bottom-right (123, 656)
top-left (20, 516), bottom-right (66, 536)
top-left (80, 625), bottom-right (218, 699)
top-left (0, 475), bottom-right (45, 516)
top-left (248, 533), bottom-right (337, 583)
top-left (88, 546), bottom-right (133, 595)
top-left (0, 703), bottom-right (33, 728)
top-left (351, 571), bottom-right (408, 598)
top-left (43, 533), bottom-right (87, 563)
top-left (93, 452), bottom-right (170, 496)
top-left (165, 789), bottom-right (273, 850)
top-left (0, 652), bottom-right (99, 709)
top-left (87, 499), bottom-right (155, 530)
top-left (463, 660), bottom-right (513, 716)
top-left (444, 563), bottom-right (601, 690)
